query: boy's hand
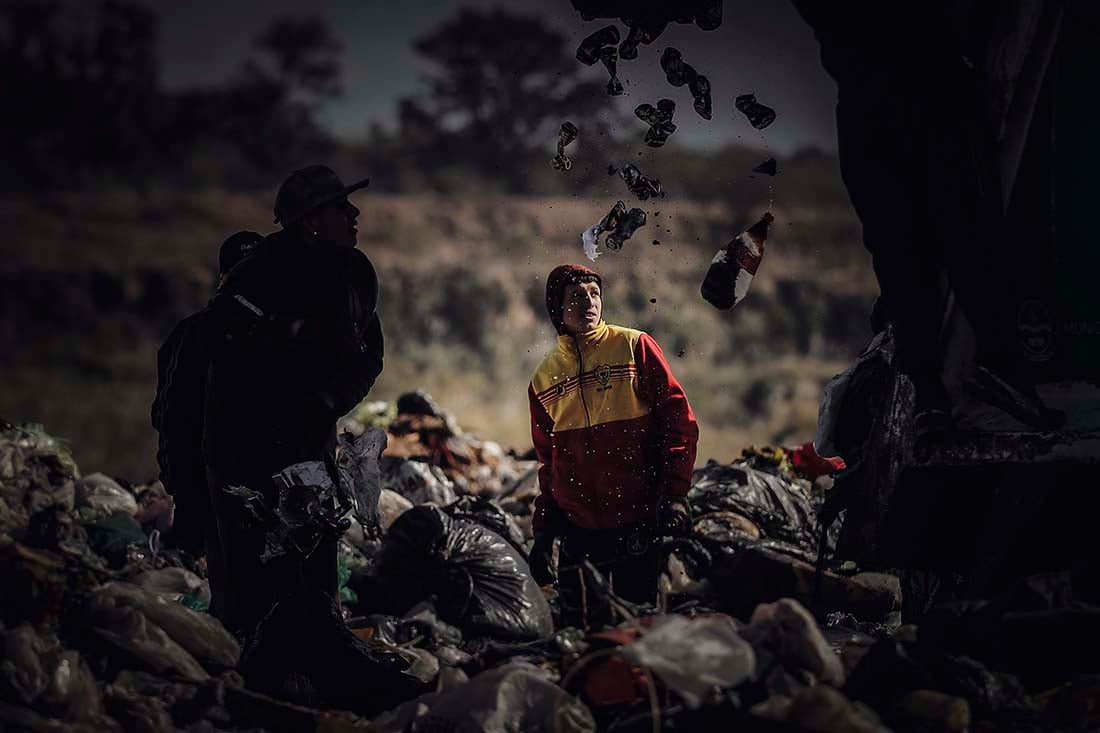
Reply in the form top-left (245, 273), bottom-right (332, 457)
top-left (658, 497), bottom-right (692, 537)
top-left (529, 532), bottom-right (557, 586)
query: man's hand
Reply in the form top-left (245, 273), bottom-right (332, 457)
top-left (658, 497), bottom-right (693, 537)
top-left (529, 532), bottom-right (557, 587)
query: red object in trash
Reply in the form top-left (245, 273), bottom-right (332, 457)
top-left (789, 442), bottom-right (846, 481)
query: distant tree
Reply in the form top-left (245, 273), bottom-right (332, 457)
top-left (398, 8), bottom-right (607, 191)
top-left (0, 0), bottom-right (162, 189)
top-left (168, 15), bottom-right (342, 187)
top-left (251, 16), bottom-right (342, 103)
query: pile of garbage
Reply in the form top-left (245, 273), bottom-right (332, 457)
top-left (3, 400), bottom-right (1099, 732)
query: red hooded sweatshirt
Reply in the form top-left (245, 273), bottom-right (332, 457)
top-left (529, 264), bottom-right (699, 533)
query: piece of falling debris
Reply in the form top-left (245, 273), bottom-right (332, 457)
top-left (677, 349), bottom-right (686, 358)
top-left (607, 207), bottom-right (646, 251)
top-left (608, 163), bottom-right (664, 201)
top-left (660, 48), bottom-right (712, 120)
top-left (577, 25), bottom-right (620, 65)
top-left (635, 98), bottom-right (677, 147)
top-left (753, 158), bottom-right (778, 176)
top-left (735, 94), bottom-right (777, 130)
top-left (581, 200), bottom-right (647, 261)
top-left (652, 239), bottom-right (661, 246)
top-left (701, 212), bottom-right (775, 310)
top-left (660, 47), bottom-right (694, 87)
top-left (690, 74), bottom-right (712, 119)
top-left (598, 46), bottom-right (624, 96)
top-left (650, 298), bottom-right (657, 303)
top-left (551, 121), bottom-right (579, 171)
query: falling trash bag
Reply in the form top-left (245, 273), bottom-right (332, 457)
top-left (372, 506), bottom-right (554, 641)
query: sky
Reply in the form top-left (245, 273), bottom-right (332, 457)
top-left (135, 0), bottom-right (838, 154)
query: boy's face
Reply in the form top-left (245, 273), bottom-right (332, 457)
top-left (561, 280), bottom-right (602, 334)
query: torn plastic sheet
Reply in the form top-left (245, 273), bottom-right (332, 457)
top-left (700, 212), bottom-right (774, 311)
top-left (551, 121), bottom-right (580, 171)
top-left (735, 93), bottom-right (777, 130)
top-left (336, 427), bottom-right (386, 533)
top-left (581, 201), bottom-right (646, 261)
top-left (607, 163), bottom-right (664, 201)
top-left (576, 24), bottom-right (619, 66)
top-left (753, 158), bottom-right (778, 176)
top-left (635, 98), bottom-right (677, 147)
top-left (618, 615), bottom-right (756, 709)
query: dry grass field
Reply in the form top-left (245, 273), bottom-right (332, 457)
top-left (0, 191), bottom-right (876, 480)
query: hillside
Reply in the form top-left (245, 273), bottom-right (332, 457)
top-left (0, 191), bottom-right (875, 479)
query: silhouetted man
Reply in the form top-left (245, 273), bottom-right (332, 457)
top-left (152, 230), bottom-right (262, 556)
top-left (202, 166), bottom-right (383, 636)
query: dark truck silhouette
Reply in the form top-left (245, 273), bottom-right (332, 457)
top-left (734, 1), bottom-right (1098, 606)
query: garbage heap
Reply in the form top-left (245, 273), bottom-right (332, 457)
top-left (3, 397), bottom-right (1100, 732)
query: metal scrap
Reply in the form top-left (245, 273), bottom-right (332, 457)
top-left (635, 98), bottom-right (677, 147)
top-left (735, 93), bottom-right (777, 130)
top-left (607, 163), bottom-right (664, 201)
top-left (551, 121), bottom-right (580, 171)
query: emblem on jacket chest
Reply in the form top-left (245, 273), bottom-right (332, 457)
top-left (594, 364), bottom-right (612, 388)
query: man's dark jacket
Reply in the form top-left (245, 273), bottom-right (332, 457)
top-left (202, 228), bottom-right (384, 487)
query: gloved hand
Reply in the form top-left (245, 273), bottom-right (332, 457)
top-left (658, 497), bottom-right (692, 537)
top-left (529, 532), bottom-right (557, 587)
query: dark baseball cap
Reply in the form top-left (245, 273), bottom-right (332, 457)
top-left (219, 230), bottom-right (263, 275)
top-left (273, 165), bottom-right (370, 225)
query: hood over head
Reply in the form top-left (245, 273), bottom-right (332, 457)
top-left (546, 264), bottom-right (602, 335)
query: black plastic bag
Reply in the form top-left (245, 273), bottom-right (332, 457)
top-left (443, 496), bottom-right (527, 558)
top-left (373, 506), bottom-right (553, 641)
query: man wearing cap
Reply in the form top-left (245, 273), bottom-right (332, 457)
top-left (527, 264), bottom-right (698, 617)
top-left (202, 166), bottom-right (382, 636)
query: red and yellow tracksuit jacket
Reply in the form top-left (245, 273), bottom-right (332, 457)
top-left (528, 321), bottom-right (698, 533)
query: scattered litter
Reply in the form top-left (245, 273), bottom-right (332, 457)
top-left (652, 239), bottom-right (660, 245)
top-left (635, 98), bottom-right (677, 147)
top-left (74, 473), bottom-right (139, 522)
top-left (677, 349), bottom-right (685, 358)
top-left (753, 157), bottom-right (778, 176)
top-left (650, 298), bottom-right (657, 304)
top-left (735, 93), bottom-right (777, 129)
top-left (701, 212), bottom-right (774, 310)
top-left (607, 163), bottom-right (664, 200)
top-left (370, 505), bottom-right (553, 641)
top-left (619, 614), bottom-right (755, 708)
top-left (551, 121), bottom-right (580, 171)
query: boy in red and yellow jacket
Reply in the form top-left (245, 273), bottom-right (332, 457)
top-left (528, 264), bottom-right (698, 608)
